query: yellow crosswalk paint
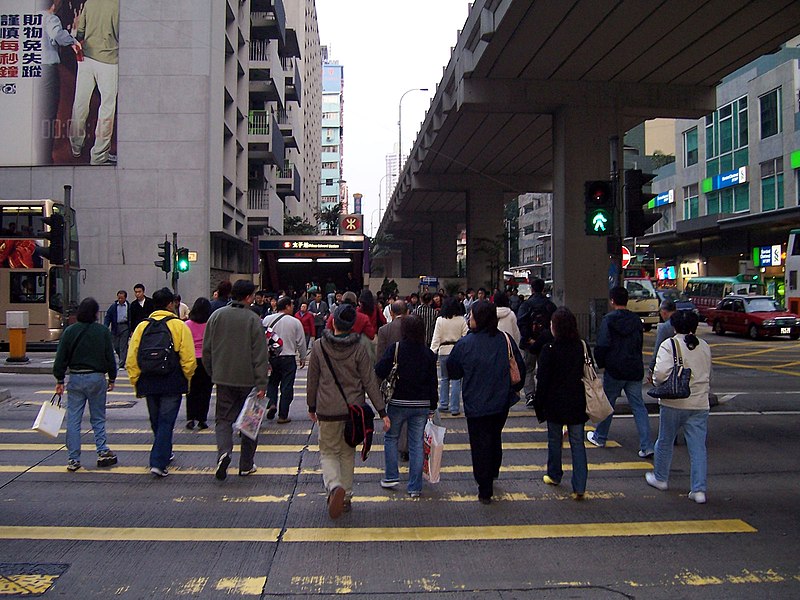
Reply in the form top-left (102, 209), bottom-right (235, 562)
top-left (0, 526), bottom-right (281, 542)
top-left (0, 574), bottom-right (60, 594)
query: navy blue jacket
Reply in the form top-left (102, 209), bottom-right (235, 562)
top-left (104, 301), bottom-right (130, 336)
top-left (446, 330), bottom-right (525, 418)
top-left (374, 340), bottom-right (438, 410)
top-left (594, 309), bottom-right (644, 381)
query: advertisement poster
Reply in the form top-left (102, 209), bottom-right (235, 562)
top-left (0, 0), bottom-right (118, 166)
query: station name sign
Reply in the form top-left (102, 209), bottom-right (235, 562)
top-left (259, 238), bottom-right (364, 252)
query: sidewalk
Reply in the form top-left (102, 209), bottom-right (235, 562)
top-left (0, 352), bottom-right (56, 375)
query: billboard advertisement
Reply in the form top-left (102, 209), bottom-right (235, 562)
top-left (0, 0), bottom-right (118, 166)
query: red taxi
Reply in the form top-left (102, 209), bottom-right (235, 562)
top-left (708, 295), bottom-right (800, 340)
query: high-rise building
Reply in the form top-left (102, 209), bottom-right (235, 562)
top-left (321, 49), bottom-right (345, 220)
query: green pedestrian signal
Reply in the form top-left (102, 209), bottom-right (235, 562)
top-left (584, 180), bottom-right (614, 236)
top-left (176, 247), bottom-right (190, 272)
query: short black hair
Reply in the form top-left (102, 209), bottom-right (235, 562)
top-left (277, 296), bottom-right (294, 311)
top-left (609, 286), bottom-right (628, 306)
top-left (116, 290), bottom-right (127, 297)
top-left (421, 292), bottom-right (432, 304)
top-left (216, 280), bottom-right (233, 298)
top-left (152, 287), bottom-right (175, 310)
top-left (532, 278), bottom-right (545, 293)
top-left (76, 297), bottom-right (99, 323)
top-left (231, 279), bottom-right (255, 301)
top-left (134, 283), bottom-right (145, 292)
top-left (551, 306), bottom-right (579, 341)
top-left (188, 297), bottom-right (211, 323)
top-left (401, 314), bottom-right (425, 345)
top-left (492, 292), bottom-right (509, 308)
top-left (440, 296), bottom-right (465, 318)
top-left (470, 300), bottom-right (498, 335)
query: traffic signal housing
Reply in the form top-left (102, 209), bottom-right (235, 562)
top-left (624, 169), bottom-right (662, 237)
top-left (176, 247), bottom-right (190, 272)
top-left (42, 213), bottom-right (65, 265)
top-left (584, 180), bottom-right (614, 236)
top-left (155, 240), bottom-right (171, 273)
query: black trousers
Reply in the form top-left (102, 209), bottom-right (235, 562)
top-left (466, 408), bottom-right (509, 499)
top-left (215, 384), bottom-right (258, 471)
top-left (186, 358), bottom-right (213, 422)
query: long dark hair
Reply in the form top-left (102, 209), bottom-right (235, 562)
top-left (76, 297), bottom-right (99, 323)
top-left (470, 300), bottom-right (498, 335)
top-left (359, 288), bottom-right (376, 317)
top-left (550, 306), bottom-right (579, 341)
top-left (440, 296), bottom-right (465, 319)
top-left (188, 297), bottom-right (211, 324)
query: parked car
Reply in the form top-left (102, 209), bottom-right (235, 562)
top-left (655, 288), bottom-right (698, 317)
top-left (707, 295), bottom-right (800, 340)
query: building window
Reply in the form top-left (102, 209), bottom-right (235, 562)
top-left (321, 161), bottom-right (337, 169)
top-left (705, 96), bottom-right (748, 177)
top-left (759, 87), bottom-right (781, 139)
top-left (683, 184), bottom-right (699, 220)
top-left (760, 157), bottom-right (784, 211)
top-left (684, 127), bottom-right (698, 166)
top-left (322, 145), bottom-right (338, 153)
top-left (522, 225), bottom-right (535, 236)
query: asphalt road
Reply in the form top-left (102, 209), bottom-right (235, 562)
top-left (0, 328), bottom-right (798, 598)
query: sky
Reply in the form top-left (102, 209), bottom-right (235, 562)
top-left (315, 0), bottom-right (471, 236)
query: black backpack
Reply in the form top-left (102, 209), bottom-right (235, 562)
top-left (137, 317), bottom-right (179, 375)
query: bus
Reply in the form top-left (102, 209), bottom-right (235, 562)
top-left (0, 199), bottom-right (80, 344)
top-left (504, 270), bottom-right (532, 297)
top-left (684, 274), bottom-right (765, 320)
top-left (787, 229), bottom-right (800, 315)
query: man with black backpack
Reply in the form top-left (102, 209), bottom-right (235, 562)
top-left (126, 288), bottom-right (196, 477)
top-left (516, 278), bottom-right (557, 406)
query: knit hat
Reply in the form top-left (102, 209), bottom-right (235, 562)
top-left (333, 304), bottom-right (357, 331)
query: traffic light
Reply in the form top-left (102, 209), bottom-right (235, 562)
top-left (584, 180), bottom-right (614, 236)
top-left (624, 169), bottom-right (662, 237)
top-left (42, 213), bottom-right (65, 265)
top-left (155, 240), bottom-right (171, 273)
top-left (176, 247), bottom-right (190, 272)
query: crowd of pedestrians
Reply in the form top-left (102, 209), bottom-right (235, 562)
top-left (52, 276), bottom-right (713, 517)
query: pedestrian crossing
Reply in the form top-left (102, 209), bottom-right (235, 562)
top-left (0, 372), bottom-right (762, 597)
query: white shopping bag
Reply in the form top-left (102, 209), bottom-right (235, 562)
top-left (422, 419), bottom-right (446, 484)
top-left (233, 388), bottom-right (268, 441)
top-left (32, 394), bottom-right (66, 438)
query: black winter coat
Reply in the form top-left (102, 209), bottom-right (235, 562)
top-left (533, 338), bottom-right (587, 425)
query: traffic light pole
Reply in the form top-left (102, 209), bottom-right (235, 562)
top-left (608, 136), bottom-right (622, 288)
top-left (171, 231), bottom-right (179, 293)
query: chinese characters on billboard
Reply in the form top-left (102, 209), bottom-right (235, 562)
top-left (0, 0), bottom-right (118, 166)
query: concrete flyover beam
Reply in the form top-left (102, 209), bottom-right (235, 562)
top-left (457, 78), bottom-right (717, 120)
top-left (391, 211), bottom-right (464, 225)
top-left (411, 173), bottom-right (551, 194)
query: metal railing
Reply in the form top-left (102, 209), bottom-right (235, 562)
top-left (249, 39), bottom-right (271, 62)
top-left (248, 187), bottom-right (269, 211)
top-left (278, 161), bottom-right (294, 178)
top-left (248, 110), bottom-right (271, 135)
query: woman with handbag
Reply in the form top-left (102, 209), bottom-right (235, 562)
top-left (447, 300), bottom-right (525, 504)
top-left (375, 314), bottom-right (438, 497)
top-left (645, 310), bottom-right (712, 504)
top-left (533, 307), bottom-right (588, 500)
top-left (430, 296), bottom-right (468, 415)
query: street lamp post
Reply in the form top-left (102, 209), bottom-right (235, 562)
top-left (377, 173), bottom-right (388, 222)
top-left (398, 87), bottom-right (428, 176)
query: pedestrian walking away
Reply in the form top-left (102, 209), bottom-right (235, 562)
top-left (263, 296), bottom-right (307, 424)
top-left (429, 297), bottom-right (468, 415)
top-left (533, 307), bottom-right (589, 499)
top-left (126, 288), bottom-right (196, 477)
top-left (53, 297), bottom-right (118, 472)
top-left (307, 304), bottom-right (390, 519)
top-left (588, 286), bottom-right (654, 457)
top-left (516, 278), bottom-right (556, 406)
top-left (447, 300), bottom-right (525, 504)
top-left (413, 292), bottom-right (439, 348)
top-left (203, 280), bottom-right (270, 480)
top-left (376, 300), bottom-right (411, 460)
top-left (375, 315), bottom-right (438, 497)
top-left (645, 310), bottom-right (712, 504)
top-left (184, 297), bottom-right (213, 430)
top-left (104, 289), bottom-right (130, 369)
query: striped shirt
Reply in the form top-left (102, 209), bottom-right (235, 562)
top-left (414, 303), bottom-right (439, 347)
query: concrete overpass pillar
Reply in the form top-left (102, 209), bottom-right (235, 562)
top-left (466, 189), bottom-right (504, 290)
top-left (431, 221), bottom-right (458, 277)
top-left (552, 106), bottom-right (618, 316)
top-left (411, 229), bottom-right (433, 276)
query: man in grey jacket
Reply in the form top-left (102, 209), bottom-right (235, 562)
top-left (203, 279), bottom-right (269, 480)
top-left (648, 299), bottom-right (676, 382)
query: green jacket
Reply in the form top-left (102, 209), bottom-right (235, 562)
top-left (76, 0), bottom-right (119, 64)
top-left (53, 321), bottom-right (116, 384)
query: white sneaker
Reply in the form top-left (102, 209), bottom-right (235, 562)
top-left (688, 491), bottom-right (707, 504)
top-left (638, 449), bottom-right (654, 458)
top-left (645, 472), bottom-right (668, 491)
top-left (586, 431), bottom-right (604, 447)
top-left (380, 479), bottom-right (400, 489)
top-left (150, 466), bottom-right (168, 477)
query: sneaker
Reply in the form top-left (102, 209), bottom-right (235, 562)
top-left (342, 498), bottom-right (352, 513)
top-left (478, 496), bottom-right (492, 505)
top-left (408, 491), bottom-right (421, 498)
top-left (96, 450), bottom-right (117, 467)
top-left (450, 411), bottom-right (460, 416)
top-left (71, 148), bottom-right (82, 158)
top-left (327, 486), bottom-right (346, 519)
top-left (380, 479), bottom-right (400, 489)
top-left (197, 421), bottom-right (209, 430)
top-left (150, 466), bottom-right (168, 477)
top-left (67, 459), bottom-right (81, 472)
top-left (638, 449), bottom-right (655, 458)
top-left (542, 475), bottom-right (560, 486)
top-left (169, 453), bottom-right (175, 464)
top-left (688, 491), bottom-right (707, 504)
top-left (266, 405), bottom-right (277, 420)
top-left (525, 394), bottom-right (536, 409)
top-left (186, 420), bottom-right (195, 430)
top-left (215, 453), bottom-right (231, 481)
top-left (276, 417), bottom-right (292, 424)
top-left (586, 431), bottom-right (604, 447)
top-left (239, 465), bottom-right (257, 476)
top-left (645, 472), bottom-right (668, 491)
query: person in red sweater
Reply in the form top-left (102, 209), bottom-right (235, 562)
top-left (295, 302), bottom-right (316, 349)
top-left (325, 291), bottom-right (376, 340)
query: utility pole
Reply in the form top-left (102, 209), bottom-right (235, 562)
top-left (171, 231), bottom-right (178, 293)
top-left (63, 185), bottom-right (73, 325)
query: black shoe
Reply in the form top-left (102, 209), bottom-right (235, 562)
top-left (96, 450), bottom-right (117, 468)
top-left (399, 451), bottom-right (409, 462)
top-left (479, 496), bottom-right (492, 505)
top-left (186, 420), bottom-right (195, 430)
top-left (266, 405), bottom-right (277, 420)
top-left (215, 453), bottom-right (231, 481)
top-left (525, 394), bottom-right (536, 408)
top-left (197, 421), bottom-right (209, 430)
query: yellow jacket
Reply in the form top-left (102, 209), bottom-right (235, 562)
top-left (126, 310), bottom-right (196, 394)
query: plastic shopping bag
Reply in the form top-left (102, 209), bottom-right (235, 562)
top-left (233, 388), bottom-right (268, 441)
top-left (32, 394), bottom-right (66, 438)
top-left (422, 419), bottom-right (446, 484)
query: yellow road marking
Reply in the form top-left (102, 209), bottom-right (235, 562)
top-left (0, 574), bottom-right (59, 594)
top-left (0, 519), bottom-right (755, 543)
top-left (624, 567), bottom-right (795, 588)
top-left (711, 359), bottom-right (800, 376)
top-left (214, 577), bottom-right (267, 595)
top-left (290, 575), bottom-right (353, 594)
top-left (282, 519), bottom-right (755, 542)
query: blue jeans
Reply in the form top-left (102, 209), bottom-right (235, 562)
top-left (66, 372), bottom-right (109, 462)
top-left (268, 355), bottom-right (297, 419)
top-left (654, 406), bottom-right (709, 493)
top-left (593, 374), bottom-right (653, 453)
top-left (437, 355), bottom-right (461, 413)
top-left (547, 422), bottom-right (587, 494)
top-left (146, 394), bottom-right (182, 470)
top-left (383, 405), bottom-right (428, 493)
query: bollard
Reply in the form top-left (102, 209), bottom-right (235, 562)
top-left (6, 311), bottom-right (30, 363)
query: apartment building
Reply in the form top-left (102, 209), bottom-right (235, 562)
top-left (320, 50), bottom-right (344, 216)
